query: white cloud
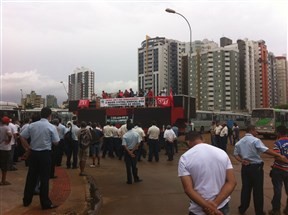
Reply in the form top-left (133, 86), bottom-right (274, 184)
top-left (0, 69), bottom-right (137, 104)
top-left (0, 70), bottom-right (67, 104)
top-left (1, 0), bottom-right (287, 105)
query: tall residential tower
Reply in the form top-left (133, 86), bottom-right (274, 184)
top-left (138, 36), bottom-right (185, 95)
top-left (68, 67), bottom-right (95, 101)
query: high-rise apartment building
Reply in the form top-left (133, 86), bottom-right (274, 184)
top-left (254, 40), bottom-right (269, 108)
top-left (68, 67), bottom-right (95, 101)
top-left (237, 39), bottom-right (272, 111)
top-left (46, 95), bottom-right (58, 108)
top-left (275, 56), bottom-right (288, 105)
top-left (190, 43), bottom-right (240, 111)
top-left (22, 90), bottom-right (45, 108)
top-left (268, 52), bottom-right (277, 107)
top-left (237, 39), bottom-right (257, 112)
top-left (220, 37), bottom-right (232, 47)
top-left (138, 37), bottom-right (185, 95)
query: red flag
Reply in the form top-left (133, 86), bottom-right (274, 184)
top-left (78, 99), bottom-right (90, 108)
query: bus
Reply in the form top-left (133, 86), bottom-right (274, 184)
top-left (251, 108), bottom-right (288, 138)
top-left (21, 108), bottom-right (74, 125)
top-left (191, 110), bottom-right (251, 133)
top-left (0, 101), bottom-right (21, 121)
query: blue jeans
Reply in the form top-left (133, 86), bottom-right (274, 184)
top-left (270, 168), bottom-right (288, 210)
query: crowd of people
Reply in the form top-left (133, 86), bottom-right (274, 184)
top-left (101, 87), bottom-right (169, 99)
top-left (1, 108), bottom-right (288, 215)
top-left (0, 109), bottom-right (179, 210)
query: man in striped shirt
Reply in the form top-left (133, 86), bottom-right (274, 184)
top-left (269, 125), bottom-right (288, 215)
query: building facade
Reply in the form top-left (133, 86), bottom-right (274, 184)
top-left (268, 52), bottom-right (277, 107)
top-left (254, 40), bottom-right (269, 108)
top-left (190, 44), bottom-right (240, 111)
top-left (237, 39), bottom-right (257, 112)
top-left (21, 90), bottom-right (45, 109)
top-left (138, 36), bottom-right (185, 96)
top-left (68, 67), bottom-right (95, 101)
top-left (46, 95), bottom-right (58, 108)
top-left (275, 56), bottom-right (288, 105)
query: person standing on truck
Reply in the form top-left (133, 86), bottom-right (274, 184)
top-left (146, 88), bottom-right (154, 107)
top-left (147, 121), bottom-right (160, 162)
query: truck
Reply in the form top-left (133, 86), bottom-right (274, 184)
top-left (68, 95), bottom-right (196, 133)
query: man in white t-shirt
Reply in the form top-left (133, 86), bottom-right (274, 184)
top-left (178, 131), bottom-right (236, 215)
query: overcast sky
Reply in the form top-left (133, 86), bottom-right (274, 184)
top-left (1, 0), bottom-right (287, 105)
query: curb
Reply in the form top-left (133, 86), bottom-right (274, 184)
top-left (85, 175), bottom-right (102, 215)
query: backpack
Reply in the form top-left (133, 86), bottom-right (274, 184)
top-left (64, 128), bottom-right (73, 143)
top-left (79, 129), bottom-right (92, 149)
top-left (90, 128), bottom-right (103, 145)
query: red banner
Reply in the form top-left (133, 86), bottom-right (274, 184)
top-left (156, 96), bottom-right (171, 107)
top-left (78, 99), bottom-right (90, 108)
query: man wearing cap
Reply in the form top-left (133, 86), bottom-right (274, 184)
top-left (20, 107), bottom-right (60, 210)
top-left (0, 116), bottom-right (13, 185)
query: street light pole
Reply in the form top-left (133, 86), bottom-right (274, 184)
top-left (165, 8), bottom-right (192, 56)
top-left (165, 8), bottom-right (192, 121)
top-left (60, 81), bottom-right (69, 98)
top-left (60, 81), bottom-right (69, 108)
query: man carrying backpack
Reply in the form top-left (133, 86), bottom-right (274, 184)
top-left (77, 121), bottom-right (92, 176)
top-left (89, 123), bottom-right (103, 167)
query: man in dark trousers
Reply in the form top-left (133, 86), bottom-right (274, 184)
top-left (20, 107), bottom-right (60, 210)
top-left (122, 122), bottom-right (142, 184)
top-left (234, 125), bottom-right (288, 215)
top-left (269, 125), bottom-right (288, 215)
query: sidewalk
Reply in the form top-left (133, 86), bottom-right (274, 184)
top-left (0, 162), bottom-right (88, 215)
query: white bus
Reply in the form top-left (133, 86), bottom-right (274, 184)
top-left (0, 101), bottom-right (21, 121)
top-left (191, 110), bottom-right (250, 132)
top-left (251, 108), bottom-right (288, 138)
top-left (21, 108), bottom-right (74, 125)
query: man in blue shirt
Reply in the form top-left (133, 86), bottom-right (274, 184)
top-left (234, 125), bottom-right (288, 215)
top-left (122, 122), bottom-right (142, 184)
top-left (20, 107), bottom-right (60, 210)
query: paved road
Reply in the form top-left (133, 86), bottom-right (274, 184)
top-left (83, 133), bottom-right (287, 215)
top-left (1, 133), bottom-right (287, 215)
